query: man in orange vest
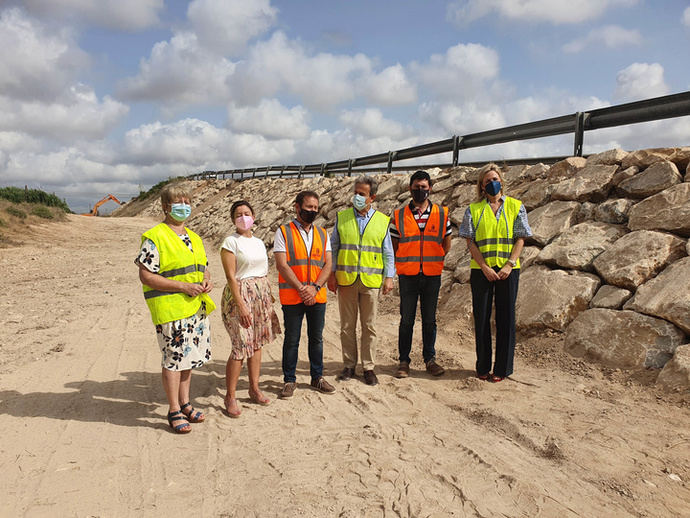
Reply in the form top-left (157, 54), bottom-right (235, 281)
top-left (274, 190), bottom-right (335, 398)
top-left (390, 170), bottom-right (452, 379)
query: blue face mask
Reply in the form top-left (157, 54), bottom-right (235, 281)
top-left (352, 193), bottom-right (367, 211)
top-left (484, 180), bottom-right (502, 197)
top-left (170, 202), bottom-right (192, 222)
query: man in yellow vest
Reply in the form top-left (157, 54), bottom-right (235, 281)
top-left (391, 170), bottom-right (452, 379)
top-left (274, 190), bottom-right (335, 398)
top-left (327, 176), bottom-right (395, 386)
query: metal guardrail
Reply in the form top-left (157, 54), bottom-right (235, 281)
top-left (188, 91), bottom-right (690, 181)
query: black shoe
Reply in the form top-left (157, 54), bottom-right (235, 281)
top-left (363, 369), bottom-right (378, 386)
top-left (337, 367), bottom-right (355, 381)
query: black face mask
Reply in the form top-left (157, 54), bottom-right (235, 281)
top-left (299, 208), bottom-right (318, 224)
top-left (411, 188), bottom-right (429, 203)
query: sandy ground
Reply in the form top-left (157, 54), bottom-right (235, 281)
top-left (1, 214), bottom-right (689, 517)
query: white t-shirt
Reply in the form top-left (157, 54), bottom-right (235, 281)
top-left (220, 233), bottom-right (269, 279)
top-left (273, 220), bottom-right (332, 254)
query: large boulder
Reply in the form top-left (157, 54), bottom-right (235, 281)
top-left (512, 178), bottom-right (552, 211)
top-left (450, 184), bottom-right (477, 212)
top-left (612, 166), bottom-right (639, 187)
top-left (593, 230), bottom-right (687, 290)
top-left (550, 164), bottom-right (618, 202)
top-left (443, 238), bottom-right (467, 270)
top-left (516, 266), bottom-right (600, 332)
top-left (520, 246), bottom-right (541, 269)
top-left (565, 309), bottom-right (686, 369)
top-left (621, 148), bottom-right (678, 170)
top-left (590, 285), bottom-right (632, 309)
top-left (536, 221), bottom-right (626, 271)
top-left (627, 182), bottom-right (690, 236)
top-left (625, 256), bottom-right (690, 334)
top-left (587, 148), bottom-right (628, 166)
top-left (616, 161), bottom-right (682, 198)
top-left (656, 344), bottom-right (690, 391)
top-left (547, 157), bottom-right (587, 181)
top-left (593, 198), bottom-right (634, 224)
top-left (526, 201), bottom-right (580, 246)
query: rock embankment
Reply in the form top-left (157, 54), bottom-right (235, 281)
top-left (117, 147), bottom-right (690, 390)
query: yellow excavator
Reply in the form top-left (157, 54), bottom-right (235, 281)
top-left (82, 194), bottom-right (122, 216)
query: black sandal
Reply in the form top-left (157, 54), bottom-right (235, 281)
top-left (180, 402), bottom-right (205, 423)
top-left (167, 411), bottom-right (191, 434)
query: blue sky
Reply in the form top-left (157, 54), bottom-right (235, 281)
top-left (1, 0), bottom-right (689, 213)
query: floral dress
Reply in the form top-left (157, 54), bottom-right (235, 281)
top-left (136, 235), bottom-right (212, 371)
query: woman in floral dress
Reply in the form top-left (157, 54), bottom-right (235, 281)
top-left (136, 184), bottom-right (215, 433)
top-left (221, 200), bottom-right (281, 417)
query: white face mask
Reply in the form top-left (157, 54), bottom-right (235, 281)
top-left (352, 193), bottom-right (367, 211)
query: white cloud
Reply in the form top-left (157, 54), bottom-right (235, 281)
top-left (228, 99), bottom-right (310, 140)
top-left (229, 31), bottom-right (374, 110)
top-left (339, 109), bottom-right (413, 139)
top-left (0, 8), bottom-right (88, 102)
top-left (563, 25), bottom-right (642, 53)
top-left (0, 84), bottom-right (128, 140)
top-left (117, 31), bottom-right (236, 104)
top-left (447, 0), bottom-right (637, 25)
top-left (360, 64), bottom-right (417, 105)
top-left (613, 62), bottom-right (669, 102)
top-left (23, 0), bottom-right (163, 31)
top-left (683, 7), bottom-right (690, 27)
top-left (410, 42), bottom-right (499, 101)
top-left (419, 101), bottom-right (506, 136)
top-left (188, 0), bottom-right (277, 55)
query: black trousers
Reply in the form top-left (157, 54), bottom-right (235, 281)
top-left (470, 267), bottom-right (520, 377)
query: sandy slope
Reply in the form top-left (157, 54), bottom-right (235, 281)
top-left (0, 215), bottom-right (688, 517)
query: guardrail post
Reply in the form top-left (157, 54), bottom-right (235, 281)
top-left (252, 168), bottom-right (257, 178)
top-left (347, 159), bottom-right (353, 177)
top-left (266, 166), bottom-right (271, 178)
top-left (574, 112), bottom-right (585, 156)
top-left (452, 135), bottom-right (460, 166)
top-left (320, 163), bottom-right (325, 177)
top-left (298, 165), bottom-right (304, 179)
top-left (387, 151), bottom-right (397, 174)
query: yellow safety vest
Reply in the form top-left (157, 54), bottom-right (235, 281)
top-left (335, 208), bottom-right (390, 288)
top-left (141, 223), bottom-right (216, 324)
top-left (469, 197), bottom-right (522, 269)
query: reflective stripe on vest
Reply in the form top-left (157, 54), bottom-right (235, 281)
top-left (278, 221), bottom-right (328, 305)
top-left (335, 208), bottom-right (390, 288)
top-left (141, 223), bottom-right (216, 325)
top-left (394, 203), bottom-right (448, 276)
top-left (469, 196), bottom-right (522, 269)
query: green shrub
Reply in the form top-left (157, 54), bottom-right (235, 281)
top-left (6, 206), bottom-right (27, 219)
top-left (31, 205), bottom-right (54, 219)
top-left (0, 187), bottom-right (71, 212)
top-left (137, 177), bottom-right (186, 200)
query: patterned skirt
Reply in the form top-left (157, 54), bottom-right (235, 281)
top-left (222, 276), bottom-right (281, 360)
top-left (155, 302), bottom-right (211, 371)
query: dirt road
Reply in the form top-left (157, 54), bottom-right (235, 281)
top-left (1, 215), bottom-right (688, 517)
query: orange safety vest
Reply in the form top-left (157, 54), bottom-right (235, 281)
top-left (278, 221), bottom-right (328, 305)
top-left (394, 203), bottom-right (448, 276)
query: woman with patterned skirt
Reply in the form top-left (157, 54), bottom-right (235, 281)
top-left (221, 200), bottom-right (281, 417)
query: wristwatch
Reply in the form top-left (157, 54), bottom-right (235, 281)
top-left (507, 259), bottom-right (517, 267)
top-left (313, 283), bottom-right (322, 291)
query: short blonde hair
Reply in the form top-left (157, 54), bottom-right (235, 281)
top-left (475, 163), bottom-right (505, 201)
top-left (160, 183), bottom-right (192, 207)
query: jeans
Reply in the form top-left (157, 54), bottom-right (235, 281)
top-left (282, 302), bottom-right (326, 383)
top-left (470, 267), bottom-right (520, 377)
top-left (398, 274), bottom-right (441, 364)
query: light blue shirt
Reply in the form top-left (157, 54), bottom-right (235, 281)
top-left (330, 207), bottom-right (395, 278)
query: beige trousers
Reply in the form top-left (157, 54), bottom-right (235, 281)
top-left (338, 277), bottom-right (379, 371)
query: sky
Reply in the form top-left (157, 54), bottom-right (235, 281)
top-left (1, 0), bottom-right (689, 213)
